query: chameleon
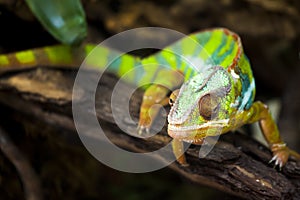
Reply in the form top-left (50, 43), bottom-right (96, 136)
top-left (0, 28), bottom-right (299, 168)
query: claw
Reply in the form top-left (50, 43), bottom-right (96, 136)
top-left (137, 125), bottom-right (145, 135)
top-left (137, 124), bottom-right (151, 135)
top-left (137, 126), bottom-right (142, 135)
top-left (275, 158), bottom-right (279, 167)
top-left (269, 155), bottom-right (283, 170)
top-left (269, 147), bottom-right (289, 170)
top-left (279, 161), bottom-right (283, 170)
top-left (268, 154), bottom-right (278, 164)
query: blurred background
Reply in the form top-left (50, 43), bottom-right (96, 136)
top-left (0, 0), bottom-right (299, 199)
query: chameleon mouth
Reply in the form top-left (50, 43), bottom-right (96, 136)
top-left (167, 119), bottom-right (229, 142)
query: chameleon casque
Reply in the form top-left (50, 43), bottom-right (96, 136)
top-left (0, 28), bottom-right (299, 168)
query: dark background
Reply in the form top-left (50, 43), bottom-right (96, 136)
top-left (0, 0), bottom-right (299, 199)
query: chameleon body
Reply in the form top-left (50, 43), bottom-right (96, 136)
top-left (0, 28), bottom-right (299, 167)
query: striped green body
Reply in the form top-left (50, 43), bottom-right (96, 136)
top-left (0, 28), bottom-right (254, 111)
top-left (1, 28), bottom-right (298, 168)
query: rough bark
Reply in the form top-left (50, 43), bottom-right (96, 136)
top-left (0, 67), bottom-right (299, 200)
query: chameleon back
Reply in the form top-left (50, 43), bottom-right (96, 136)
top-left (145, 28), bottom-right (255, 111)
top-left (0, 28), bottom-right (255, 110)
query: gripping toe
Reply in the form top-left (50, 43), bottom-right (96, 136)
top-left (269, 149), bottom-right (290, 169)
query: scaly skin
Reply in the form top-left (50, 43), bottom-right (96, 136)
top-left (0, 28), bottom-right (299, 168)
top-left (167, 29), bottom-right (300, 168)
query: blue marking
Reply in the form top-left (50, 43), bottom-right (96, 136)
top-left (107, 52), bottom-right (122, 73)
top-left (156, 54), bottom-right (173, 70)
top-left (238, 72), bottom-right (255, 111)
top-left (194, 31), bottom-right (211, 45)
top-left (245, 80), bottom-right (255, 109)
top-left (216, 39), bottom-right (235, 66)
top-left (134, 60), bottom-right (144, 85)
top-left (192, 42), bottom-right (204, 57)
top-left (168, 43), bottom-right (183, 71)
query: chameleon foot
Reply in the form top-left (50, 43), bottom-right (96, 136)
top-left (269, 150), bottom-right (289, 169)
top-left (137, 69), bottom-right (184, 135)
top-left (269, 143), bottom-right (300, 169)
top-left (137, 84), bottom-right (170, 134)
top-left (136, 125), bottom-right (150, 135)
top-left (269, 143), bottom-right (290, 169)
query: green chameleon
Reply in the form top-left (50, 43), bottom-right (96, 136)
top-left (0, 28), bottom-right (299, 167)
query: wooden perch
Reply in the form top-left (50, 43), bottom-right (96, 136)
top-left (0, 67), bottom-right (299, 200)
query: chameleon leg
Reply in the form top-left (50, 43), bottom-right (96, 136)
top-left (172, 139), bottom-right (188, 166)
top-left (172, 137), bottom-right (207, 165)
top-left (138, 84), bottom-right (170, 133)
top-left (233, 101), bottom-right (300, 167)
top-left (138, 69), bottom-right (184, 133)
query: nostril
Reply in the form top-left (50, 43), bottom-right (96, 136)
top-left (169, 98), bottom-right (174, 106)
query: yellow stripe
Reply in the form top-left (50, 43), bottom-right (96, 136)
top-left (45, 46), bottom-right (72, 64)
top-left (181, 35), bottom-right (198, 55)
top-left (84, 44), bottom-right (97, 55)
top-left (217, 34), bottom-right (231, 57)
top-left (84, 46), bottom-right (109, 69)
top-left (118, 54), bottom-right (135, 82)
top-left (0, 55), bottom-right (9, 67)
top-left (16, 51), bottom-right (36, 64)
top-left (198, 30), bottom-right (222, 62)
top-left (139, 56), bottom-right (159, 86)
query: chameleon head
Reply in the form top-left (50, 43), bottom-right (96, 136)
top-left (167, 66), bottom-right (235, 143)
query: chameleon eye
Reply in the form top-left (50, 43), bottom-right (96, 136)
top-left (169, 89), bottom-right (180, 106)
top-left (198, 93), bottom-right (220, 120)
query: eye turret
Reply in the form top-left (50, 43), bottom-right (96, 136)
top-left (198, 93), bottom-right (220, 120)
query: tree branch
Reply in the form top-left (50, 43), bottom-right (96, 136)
top-left (0, 67), bottom-right (299, 200)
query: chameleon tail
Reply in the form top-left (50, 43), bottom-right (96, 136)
top-left (0, 44), bottom-right (141, 85)
top-left (0, 45), bottom-right (88, 69)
